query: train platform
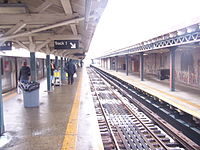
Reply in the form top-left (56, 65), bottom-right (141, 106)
top-left (1, 67), bottom-right (103, 150)
top-left (95, 66), bottom-right (200, 120)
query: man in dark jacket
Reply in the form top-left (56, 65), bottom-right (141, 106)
top-left (50, 60), bottom-right (55, 85)
top-left (65, 59), bottom-right (76, 85)
top-left (19, 62), bottom-right (31, 83)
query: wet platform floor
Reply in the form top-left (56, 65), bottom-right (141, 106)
top-left (1, 67), bottom-right (103, 150)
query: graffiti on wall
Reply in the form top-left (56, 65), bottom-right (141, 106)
top-left (177, 71), bottom-right (197, 85)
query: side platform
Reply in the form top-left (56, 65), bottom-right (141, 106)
top-left (2, 67), bottom-right (103, 150)
top-left (93, 66), bottom-right (200, 120)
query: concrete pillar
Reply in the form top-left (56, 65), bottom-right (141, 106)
top-left (30, 52), bottom-right (37, 81)
top-left (115, 56), bottom-right (118, 72)
top-left (140, 52), bottom-right (144, 81)
top-left (46, 54), bottom-right (51, 91)
top-left (126, 54), bottom-right (129, 76)
top-left (0, 58), bottom-right (4, 135)
top-left (170, 47), bottom-right (176, 91)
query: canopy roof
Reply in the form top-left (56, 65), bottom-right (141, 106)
top-left (0, 0), bottom-right (107, 59)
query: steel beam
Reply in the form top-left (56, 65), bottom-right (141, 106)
top-left (170, 47), bottom-right (176, 91)
top-left (125, 54), bottom-right (129, 76)
top-left (30, 52), bottom-right (37, 81)
top-left (46, 55), bottom-right (51, 91)
top-left (61, 57), bottom-right (65, 81)
top-left (0, 58), bottom-right (4, 136)
top-left (140, 52), bottom-right (144, 81)
top-left (102, 30), bottom-right (200, 58)
top-left (109, 57), bottom-right (112, 70)
top-left (115, 56), bottom-right (118, 72)
top-left (55, 56), bottom-right (58, 69)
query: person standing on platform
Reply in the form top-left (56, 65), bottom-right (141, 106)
top-left (65, 59), bottom-right (76, 85)
top-left (50, 60), bottom-right (55, 85)
top-left (19, 62), bottom-right (31, 83)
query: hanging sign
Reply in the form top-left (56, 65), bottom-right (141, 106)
top-left (54, 40), bottom-right (79, 49)
top-left (0, 41), bottom-right (12, 50)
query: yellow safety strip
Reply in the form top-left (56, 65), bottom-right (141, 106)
top-left (117, 73), bottom-right (200, 118)
top-left (114, 71), bottom-right (200, 109)
top-left (61, 74), bottom-right (82, 150)
top-left (138, 81), bottom-right (200, 109)
top-left (3, 92), bottom-right (18, 101)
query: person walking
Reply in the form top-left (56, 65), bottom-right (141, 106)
top-left (65, 59), bottom-right (76, 85)
top-left (19, 62), bottom-right (31, 83)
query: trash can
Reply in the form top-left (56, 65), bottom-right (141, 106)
top-left (157, 69), bottom-right (170, 80)
top-left (19, 81), bottom-right (40, 108)
top-left (23, 89), bottom-right (39, 107)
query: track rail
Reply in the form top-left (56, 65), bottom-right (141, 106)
top-left (87, 67), bottom-right (200, 150)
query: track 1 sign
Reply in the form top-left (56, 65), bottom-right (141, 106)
top-left (54, 40), bottom-right (79, 49)
top-left (0, 41), bottom-right (12, 50)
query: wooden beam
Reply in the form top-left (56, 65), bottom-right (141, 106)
top-left (60, 0), bottom-right (78, 35)
top-left (13, 40), bottom-right (28, 50)
top-left (56, 26), bottom-right (66, 34)
top-left (36, 39), bottom-right (51, 51)
top-left (70, 24), bottom-right (78, 35)
top-left (5, 20), bottom-right (26, 36)
top-left (45, 44), bottom-right (51, 54)
top-left (60, 0), bottom-right (73, 14)
top-left (33, 1), bottom-right (53, 13)
top-left (85, 0), bottom-right (92, 30)
top-left (14, 34), bottom-right (81, 42)
top-left (0, 17), bottom-right (84, 41)
top-left (0, 13), bottom-right (78, 24)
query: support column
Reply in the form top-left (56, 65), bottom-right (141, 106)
top-left (103, 58), bottom-right (105, 68)
top-left (140, 52), bottom-right (144, 81)
top-left (61, 57), bottom-right (65, 81)
top-left (110, 57), bottom-right (112, 70)
top-left (126, 54), bottom-right (129, 76)
top-left (0, 58), bottom-right (4, 135)
top-left (30, 52), bottom-right (37, 81)
top-left (170, 47), bottom-right (176, 91)
top-left (55, 56), bottom-right (58, 69)
top-left (115, 56), bottom-right (118, 72)
top-left (105, 58), bottom-right (108, 69)
top-left (64, 58), bottom-right (67, 65)
top-left (46, 54), bottom-right (51, 91)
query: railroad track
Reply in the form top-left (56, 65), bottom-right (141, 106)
top-left (87, 67), bottom-right (200, 150)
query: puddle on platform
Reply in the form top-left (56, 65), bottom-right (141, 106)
top-left (0, 132), bottom-right (12, 148)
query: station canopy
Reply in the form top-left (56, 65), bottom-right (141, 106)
top-left (0, 0), bottom-right (107, 59)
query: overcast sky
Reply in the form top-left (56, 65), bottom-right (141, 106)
top-left (86, 0), bottom-right (200, 61)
